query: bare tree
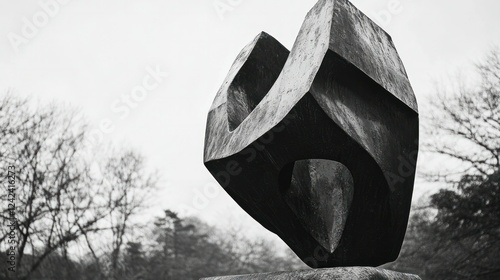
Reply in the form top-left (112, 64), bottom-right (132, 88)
top-left (0, 95), bottom-right (97, 279)
top-left (0, 94), bottom-right (157, 280)
top-left (102, 149), bottom-right (158, 279)
top-left (389, 48), bottom-right (500, 280)
top-left (425, 47), bottom-right (500, 179)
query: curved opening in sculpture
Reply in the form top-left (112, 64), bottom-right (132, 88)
top-left (279, 159), bottom-right (354, 253)
top-left (226, 32), bottom-right (289, 132)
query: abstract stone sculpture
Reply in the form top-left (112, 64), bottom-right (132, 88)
top-left (204, 0), bottom-right (419, 269)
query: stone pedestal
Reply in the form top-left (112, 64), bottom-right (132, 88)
top-left (201, 267), bottom-right (421, 280)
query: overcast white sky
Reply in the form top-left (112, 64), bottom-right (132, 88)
top-left (1, 0), bottom-right (500, 243)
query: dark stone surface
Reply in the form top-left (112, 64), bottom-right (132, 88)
top-left (286, 159), bottom-right (354, 254)
top-left (201, 267), bottom-right (422, 280)
top-left (203, 0), bottom-right (419, 268)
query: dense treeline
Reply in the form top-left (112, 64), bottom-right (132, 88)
top-left (2, 210), bottom-right (304, 279)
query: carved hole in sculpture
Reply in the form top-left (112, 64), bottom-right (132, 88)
top-left (227, 33), bottom-right (289, 132)
top-left (280, 159), bottom-right (354, 253)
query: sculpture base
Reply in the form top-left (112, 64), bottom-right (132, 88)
top-left (201, 267), bottom-right (421, 280)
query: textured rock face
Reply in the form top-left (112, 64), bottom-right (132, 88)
top-left (204, 0), bottom-right (418, 268)
top-left (201, 267), bottom-right (422, 280)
